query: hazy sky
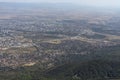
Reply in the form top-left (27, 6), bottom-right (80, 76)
top-left (0, 0), bottom-right (120, 8)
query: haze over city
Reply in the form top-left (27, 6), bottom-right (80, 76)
top-left (0, 0), bottom-right (119, 8)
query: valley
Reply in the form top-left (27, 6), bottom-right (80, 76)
top-left (0, 3), bottom-right (120, 80)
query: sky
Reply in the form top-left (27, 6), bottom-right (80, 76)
top-left (0, 0), bottom-right (119, 8)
